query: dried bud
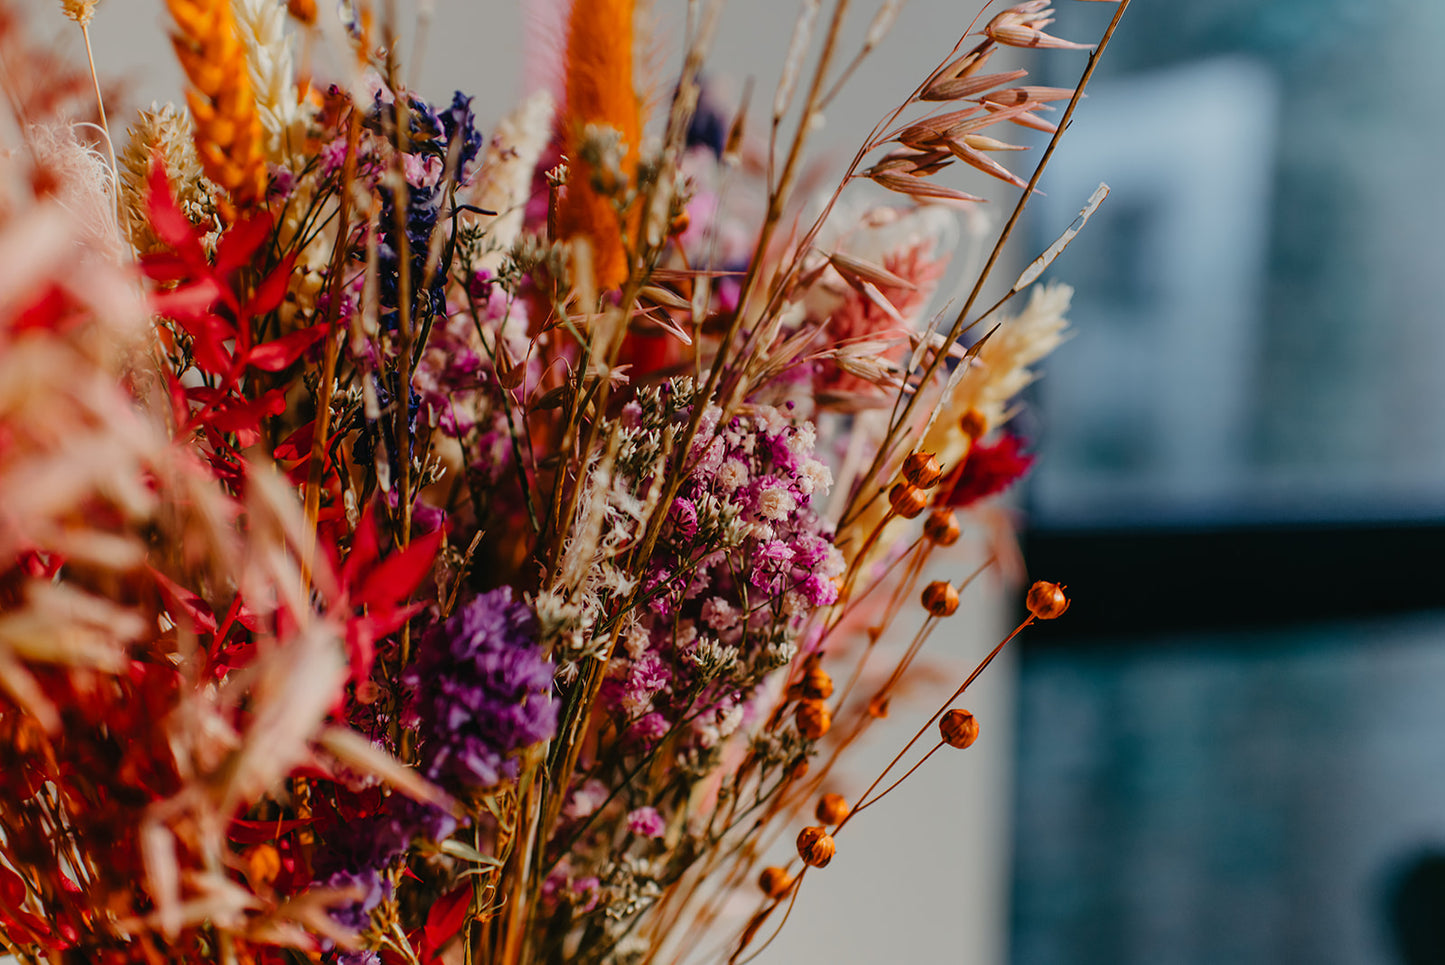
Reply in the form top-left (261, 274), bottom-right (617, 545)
top-left (796, 826), bottom-right (836, 868)
top-left (921, 580), bottom-right (959, 617)
top-left (888, 482), bottom-right (928, 519)
top-left (758, 866), bottom-right (794, 898)
top-left (959, 408), bottom-right (988, 439)
top-left (795, 699), bottom-right (832, 740)
top-left (668, 209), bottom-right (691, 236)
top-left (1026, 581), bottom-right (1069, 620)
top-left (788, 757), bottom-right (810, 781)
top-left (801, 668), bottom-right (834, 700)
top-left (866, 693), bottom-right (890, 719)
top-left (815, 793), bottom-right (849, 825)
top-left (244, 844), bottom-right (282, 888)
top-left (61, 0), bottom-right (97, 26)
top-left (902, 451), bottom-right (944, 489)
top-left (286, 0), bottom-right (318, 24)
top-left (924, 509), bottom-right (961, 546)
top-left (939, 708), bottom-right (979, 749)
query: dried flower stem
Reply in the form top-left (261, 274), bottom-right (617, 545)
top-left (76, 21), bottom-right (120, 229)
top-left (841, 0), bottom-right (1133, 530)
top-left (835, 613), bottom-right (1035, 836)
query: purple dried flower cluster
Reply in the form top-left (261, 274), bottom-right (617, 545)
top-left (405, 587), bottom-right (558, 790)
top-left (600, 398), bottom-right (844, 750)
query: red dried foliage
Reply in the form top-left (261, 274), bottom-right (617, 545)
top-left (940, 431), bottom-right (1035, 507)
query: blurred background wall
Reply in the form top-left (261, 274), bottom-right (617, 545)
top-left (1016, 4), bottom-right (1445, 965)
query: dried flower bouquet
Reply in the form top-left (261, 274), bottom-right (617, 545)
top-left (0, 0), bottom-right (1126, 962)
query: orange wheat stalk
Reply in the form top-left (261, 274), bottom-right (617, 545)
top-left (166, 0), bottom-right (266, 212)
top-left (556, 0), bottom-right (642, 292)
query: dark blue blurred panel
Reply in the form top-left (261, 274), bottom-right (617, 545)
top-left (1012, 614), bottom-right (1445, 965)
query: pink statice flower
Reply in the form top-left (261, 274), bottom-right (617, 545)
top-left (626, 807), bottom-right (666, 839)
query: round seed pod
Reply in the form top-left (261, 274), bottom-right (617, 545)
top-left (796, 826), bottom-right (836, 868)
top-left (287, 0), bottom-right (318, 24)
top-left (921, 580), bottom-right (959, 617)
top-left (959, 408), bottom-right (988, 439)
top-left (758, 866), bottom-right (794, 898)
top-left (801, 668), bottom-right (834, 700)
top-left (795, 699), bottom-right (832, 740)
top-left (888, 482), bottom-right (928, 519)
top-left (815, 793), bottom-right (849, 825)
top-left (902, 451), bottom-right (944, 489)
top-left (866, 693), bottom-right (890, 719)
top-left (1026, 581), bottom-right (1070, 620)
top-left (924, 509), bottom-right (961, 546)
top-left (245, 844), bottom-right (282, 888)
top-left (939, 708), bottom-right (979, 749)
top-left (788, 757), bottom-right (810, 781)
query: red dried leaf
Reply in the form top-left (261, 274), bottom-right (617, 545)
top-left (148, 565), bottom-right (218, 634)
top-left (246, 322), bottom-right (326, 372)
top-left (942, 432), bottom-right (1035, 507)
top-left (204, 387), bottom-right (288, 438)
top-left (274, 420), bottom-right (316, 464)
top-left (354, 526), bottom-right (444, 612)
top-left (341, 502), bottom-right (382, 586)
top-left (214, 211), bottom-right (274, 275)
top-left (242, 253), bottom-right (298, 317)
top-left (227, 818), bottom-right (312, 845)
top-left (421, 885), bottom-right (472, 962)
top-left (152, 278), bottom-right (226, 322)
top-left (145, 157), bottom-right (206, 263)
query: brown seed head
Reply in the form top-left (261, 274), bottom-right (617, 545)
top-left (921, 580), bottom-right (959, 617)
top-left (924, 509), bottom-right (961, 546)
top-left (795, 699), bottom-right (832, 740)
top-left (888, 482), bottom-right (928, 519)
top-left (796, 826), bottom-right (836, 868)
top-left (866, 693), bottom-right (890, 719)
top-left (788, 757), bottom-right (810, 781)
top-left (815, 793), bottom-right (849, 825)
top-left (801, 667), bottom-right (834, 701)
top-left (1026, 580), bottom-right (1069, 620)
top-left (902, 451), bottom-right (944, 489)
top-left (959, 408), bottom-right (988, 439)
top-left (940, 708), bottom-right (980, 749)
top-left (758, 866), bottom-right (794, 898)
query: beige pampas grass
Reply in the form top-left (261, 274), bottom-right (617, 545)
top-left (469, 89), bottom-right (555, 271)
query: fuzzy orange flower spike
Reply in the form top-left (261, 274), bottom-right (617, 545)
top-left (556, 0), bottom-right (642, 292)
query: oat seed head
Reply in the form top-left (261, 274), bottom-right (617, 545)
top-left (60, 0), bottom-right (97, 27)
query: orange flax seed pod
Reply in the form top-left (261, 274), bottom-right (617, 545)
top-left (166, 0), bottom-right (267, 212)
top-left (557, 0), bottom-right (642, 292)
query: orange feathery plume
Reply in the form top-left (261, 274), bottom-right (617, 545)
top-left (556, 0), bottom-right (642, 292)
top-left (166, 0), bottom-right (267, 212)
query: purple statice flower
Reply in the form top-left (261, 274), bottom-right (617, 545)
top-left (335, 953), bottom-right (382, 965)
top-left (626, 807), bottom-right (666, 839)
top-left (323, 868), bottom-right (389, 933)
top-left (405, 588), bottom-right (557, 790)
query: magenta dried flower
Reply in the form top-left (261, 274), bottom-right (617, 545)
top-left (626, 807), bottom-right (666, 839)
